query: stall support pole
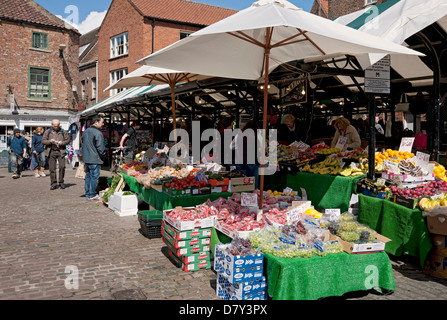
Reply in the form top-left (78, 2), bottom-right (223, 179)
top-left (368, 93), bottom-right (376, 180)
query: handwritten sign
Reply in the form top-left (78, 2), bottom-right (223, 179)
top-left (335, 136), bottom-right (347, 151)
top-left (325, 209), bottom-right (341, 222)
top-left (241, 193), bottom-right (258, 207)
top-left (416, 151), bottom-right (430, 164)
top-left (383, 159), bottom-right (399, 174)
top-left (195, 169), bottom-right (207, 182)
top-left (399, 137), bottom-right (415, 153)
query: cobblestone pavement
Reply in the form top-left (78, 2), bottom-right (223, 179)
top-left (0, 166), bottom-right (447, 301)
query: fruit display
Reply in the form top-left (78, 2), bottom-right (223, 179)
top-left (306, 144), bottom-right (331, 153)
top-left (122, 160), bottom-right (148, 171)
top-left (134, 151), bottom-right (146, 162)
top-left (300, 156), bottom-right (366, 177)
top-left (313, 147), bottom-right (341, 155)
top-left (434, 164), bottom-right (447, 181)
top-left (375, 149), bottom-right (415, 164)
top-left (165, 175), bottom-right (209, 190)
top-left (136, 166), bottom-right (192, 189)
top-left (327, 218), bottom-right (377, 244)
top-left (390, 180), bottom-right (447, 199)
top-left (398, 159), bottom-right (427, 177)
top-left (418, 197), bottom-right (446, 211)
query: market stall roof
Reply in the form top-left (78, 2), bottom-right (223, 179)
top-left (331, 0), bottom-right (447, 92)
top-left (78, 84), bottom-right (169, 117)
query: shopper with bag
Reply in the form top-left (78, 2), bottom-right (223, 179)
top-left (7, 128), bottom-right (27, 179)
top-left (81, 116), bottom-right (106, 201)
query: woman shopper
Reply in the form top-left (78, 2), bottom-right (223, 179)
top-left (330, 117), bottom-right (361, 151)
top-left (32, 127), bottom-right (46, 177)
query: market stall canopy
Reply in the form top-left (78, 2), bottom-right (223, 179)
top-left (137, 0), bottom-right (423, 79)
top-left (332, 0), bottom-right (447, 90)
top-left (79, 84), bottom-right (169, 117)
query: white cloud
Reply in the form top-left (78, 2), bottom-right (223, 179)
top-left (58, 10), bottom-right (107, 34)
top-left (77, 10), bottom-right (107, 34)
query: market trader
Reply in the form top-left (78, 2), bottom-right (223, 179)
top-left (82, 116), bottom-right (106, 201)
top-left (330, 117), bottom-right (361, 151)
top-left (42, 119), bottom-right (71, 190)
top-left (119, 121), bottom-right (140, 162)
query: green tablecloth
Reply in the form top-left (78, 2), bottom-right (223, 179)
top-left (357, 194), bottom-right (432, 267)
top-left (121, 173), bottom-right (233, 211)
top-left (285, 172), bottom-right (364, 212)
top-left (210, 228), bottom-right (395, 300)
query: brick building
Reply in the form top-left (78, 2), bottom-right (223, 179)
top-left (0, 0), bottom-right (80, 155)
top-left (78, 27), bottom-right (99, 111)
top-left (96, 0), bottom-right (237, 102)
top-left (311, 0), bottom-right (389, 20)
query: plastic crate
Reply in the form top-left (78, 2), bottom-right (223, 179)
top-left (139, 219), bottom-right (162, 239)
top-left (138, 210), bottom-right (163, 221)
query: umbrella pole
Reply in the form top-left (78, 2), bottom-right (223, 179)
top-left (170, 83), bottom-right (177, 141)
top-left (259, 47), bottom-right (270, 210)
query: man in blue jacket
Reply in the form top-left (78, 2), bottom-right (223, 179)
top-left (7, 128), bottom-right (27, 179)
top-left (82, 116), bottom-right (106, 200)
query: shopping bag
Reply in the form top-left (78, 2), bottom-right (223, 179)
top-left (395, 94), bottom-right (410, 112)
top-left (75, 162), bottom-right (86, 179)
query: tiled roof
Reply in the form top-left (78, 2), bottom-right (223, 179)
top-left (129, 0), bottom-right (238, 26)
top-left (0, 0), bottom-right (70, 29)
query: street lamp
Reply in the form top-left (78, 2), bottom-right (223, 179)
top-left (59, 44), bottom-right (67, 58)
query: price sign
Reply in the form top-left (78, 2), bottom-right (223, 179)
top-left (195, 169), bottom-right (207, 182)
top-left (283, 187), bottom-right (293, 194)
top-left (399, 137), bottom-right (415, 153)
top-left (300, 188), bottom-right (308, 201)
top-left (241, 193), bottom-right (258, 207)
top-left (383, 159), bottom-right (399, 174)
top-left (325, 209), bottom-right (341, 222)
top-left (416, 151), bottom-right (430, 164)
top-left (335, 136), bottom-right (347, 151)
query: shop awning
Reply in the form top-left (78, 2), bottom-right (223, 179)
top-left (332, 0), bottom-right (447, 91)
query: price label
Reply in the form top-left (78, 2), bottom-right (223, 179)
top-left (241, 193), bottom-right (258, 207)
top-left (325, 209), bottom-right (341, 222)
top-left (399, 137), bottom-right (415, 153)
top-left (283, 187), bottom-right (293, 194)
top-left (335, 136), bottom-right (347, 151)
top-left (383, 159), bottom-right (399, 174)
top-left (195, 169), bottom-right (207, 182)
top-left (300, 188), bottom-right (308, 201)
top-left (377, 178), bottom-right (386, 186)
top-left (416, 151), bottom-right (430, 164)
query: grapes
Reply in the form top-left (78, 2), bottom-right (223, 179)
top-left (339, 212), bottom-right (355, 222)
top-left (325, 241), bottom-right (343, 254)
top-left (337, 231), bottom-right (360, 242)
top-left (339, 221), bottom-right (358, 232)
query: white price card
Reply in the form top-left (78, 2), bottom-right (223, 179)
top-left (325, 209), bottom-right (341, 222)
top-left (383, 159), bottom-right (399, 174)
top-left (416, 151), bottom-right (430, 164)
top-left (300, 188), bottom-right (308, 201)
top-left (241, 193), bottom-right (258, 207)
top-left (335, 136), bottom-right (347, 151)
top-left (283, 187), bottom-right (293, 194)
top-left (399, 137), bottom-right (415, 153)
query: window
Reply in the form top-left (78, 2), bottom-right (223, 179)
top-left (28, 67), bottom-right (51, 99)
top-left (91, 77), bottom-right (97, 100)
top-left (180, 31), bottom-right (192, 40)
top-left (32, 32), bottom-right (49, 49)
top-left (81, 80), bottom-right (86, 99)
top-left (365, 0), bottom-right (377, 5)
top-left (109, 68), bottom-right (128, 96)
top-left (110, 32), bottom-right (128, 58)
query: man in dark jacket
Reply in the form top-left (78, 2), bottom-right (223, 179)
top-left (7, 128), bottom-right (27, 179)
top-left (42, 119), bottom-right (71, 190)
top-left (82, 116), bottom-right (106, 200)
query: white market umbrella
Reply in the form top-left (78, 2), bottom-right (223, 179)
top-left (105, 65), bottom-right (212, 132)
top-left (136, 0), bottom-right (423, 207)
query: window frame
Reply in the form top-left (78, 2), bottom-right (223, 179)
top-left (109, 68), bottom-right (128, 96)
top-left (365, 0), bottom-right (377, 6)
top-left (32, 31), bottom-right (49, 50)
top-left (110, 32), bottom-right (129, 59)
top-left (28, 66), bottom-right (51, 100)
top-left (91, 77), bottom-right (97, 100)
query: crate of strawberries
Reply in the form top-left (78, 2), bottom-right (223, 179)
top-left (163, 175), bottom-right (210, 197)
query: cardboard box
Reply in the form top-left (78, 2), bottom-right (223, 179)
top-left (426, 213), bottom-right (447, 236)
top-left (431, 235), bottom-right (447, 256)
top-left (394, 195), bottom-right (419, 210)
top-left (216, 273), bottom-right (266, 297)
top-left (329, 233), bottom-right (391, 254)
top-left (161, 220), bottom-right (212, 240)
top-left (182, 260), bottom-right (211, 272)
top-left (230, 177), bottom-right (255, 192)
top-left (216, 282), bottom-right (266, 300)
top-left (162, 184), bottom-right (192, 196)
top-left (381, 172), bottom-right (435, 183)
top-left (214, 243), bottom-right (264, 284)
top-left (208, 178), bottom-right (230, 187)
top-left (191, 184), bottom-right (212, 196)
top-left (214, 220), bottom-right (262, 239)
top-left (163, 207), bottom-right (215, 231)
top-left (211, 185), bottom-right (229, 193)
top-left (423, 252), bottom-right (447, 280)
top-left (163, 237), bottom-right (210, 257)
top-left (163, 231), bottom-right (211, 249)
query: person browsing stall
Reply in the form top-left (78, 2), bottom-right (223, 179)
top-left (31, 127), bottom-right (46, 178)
top-left (82, 116), bottom-right (106, 201)
top-left (278, 114), bottom-right (300, 145)
top-left (330, 117), bottom-right (361, 151)
top-left (119, 121), bottom-right (141, 162)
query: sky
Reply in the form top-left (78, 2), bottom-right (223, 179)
top-left (34, 0), bottom-right (315, 34)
